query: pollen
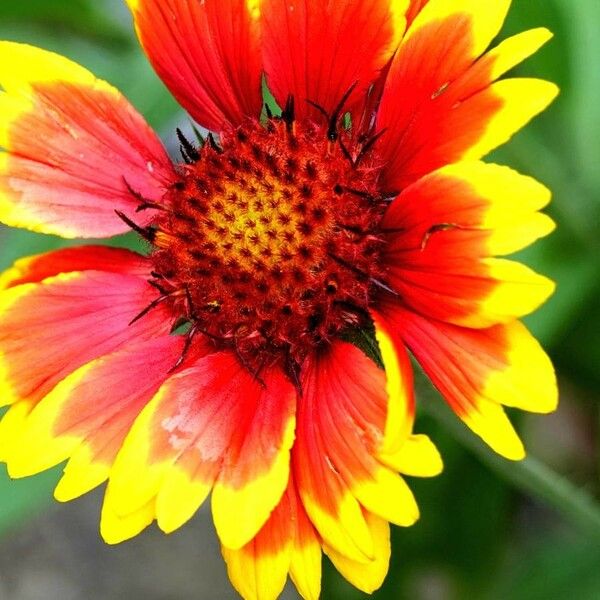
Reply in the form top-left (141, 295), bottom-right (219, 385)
top-left (148, 116), bottom-right (388, 373)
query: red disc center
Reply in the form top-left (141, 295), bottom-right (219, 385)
top-left (150, 117), bottom-right (388, 370)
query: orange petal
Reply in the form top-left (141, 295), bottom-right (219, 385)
top-left (126, 0), bottom-right (262, 132)
top-left (0, 42), bottom-right (175, 238)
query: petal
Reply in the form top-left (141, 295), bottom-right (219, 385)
top-left (406, 0), bottom-right (430, 27)
top-left (222, 475), bottom-right (322, 600)
top-left (473, 28), bottom-right (554, 83)
top-left (212, 366), bottom-right (296, 549)
top-left (377, 0), bottom-right (556, 188)
top-left (0, 42), bottom-right (175, 238)
top-left (294, 342), bottom-right (419, 563)
top-left (104, 352), bottom-right (248, 537)
top-left (379, 434), bottom-right (443, 477)
top-left (370, 309), bottom-right (416, 453)
top-left (392, 305), bottom-right (558, 459)
top-left (0, 400), bottom-right (33, 462)
top-left (460, 78), bottom-right (559, 161)
top-left (369, 308), bottom-right (443, 477)
top-left (4, 336), bottom-right (184, 490)
top-left (222, 484), bottom-right (294, 600)
top-left (0, 245), bottom-right (148, 290)
top-left (381, 161), bottom-right (555, 328)
top-left (261, 0), bottom-right (409, 121)
top-left (104, 352), bottom-right (296, 545)
top-left (101, 498), bottom-right (156, 546)
top-left (289, 488), bottom-right (322, 600)
top-left (0, 269), bottom-right (167, 410)
top-left (126, 0), bottom-right (262, 132)
top-left (324, 511), bottom-right (391, 594)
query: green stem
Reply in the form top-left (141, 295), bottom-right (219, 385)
top-left (417, 374), bottom-right (600, 538)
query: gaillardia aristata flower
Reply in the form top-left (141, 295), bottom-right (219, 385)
top-left (0, 0), bottom-right (558, 598)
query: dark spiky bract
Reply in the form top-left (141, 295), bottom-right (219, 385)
top-left (147, 116), bottom-right (390, 374)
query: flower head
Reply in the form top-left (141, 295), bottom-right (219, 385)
top-left (0, 0), bottom-right (558, 598)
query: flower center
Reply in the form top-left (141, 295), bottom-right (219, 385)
top-left (149, 116), bottom-right (388, 374)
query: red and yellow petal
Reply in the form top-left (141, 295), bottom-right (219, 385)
top-left (0, 245), bottom-right (148, 290)
top-left (377, 0), bottom-right (557, 188)
top-left (101, 498), bottom-right (156, 546)
top-left (222, 484), bottom-right (294, 600)
top-left (223, 476), bottom-right (322, 600)
top-left (126, 0), bottom-right (262, 132)
top-left (393, 305), bottom-right (558, 460)
top-left (0, 266), bottom-right (167, 410)
top-left (212, 366), bottom-right (296, 549)
top-left (294, 341), bottom-right (423, 563)
top-left (380, 434), bottom-right (443, 478)
top-left (0, 42), bottom-right (175, 238)
top-left (103, 352), bottom-right (296, 546)
top-left (370, 308), bottom-right (443, 478)
top-left (289, 492), bottom-right (322, 600)
top-left (323, 510), bottom-right (391, 595)
top-left (459, 78), bottom-right (558, 162)
top-left (261, 0), bottom-right (410, 122)
top-left (381, 161), bottom-right (555, 328)
top-left (405, 0), bottom-right (430, 27)
top-left (462, 27), bottom-right (553, 88)
top-left (103, 352), bottom-right (248, 537)
top-left (370, 309), bottom-right (416, 453)
top-left (3, 336), bottom-right (185, 496)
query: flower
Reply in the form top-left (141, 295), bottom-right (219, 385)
top-left (0, 0), bottom-right (558, 598)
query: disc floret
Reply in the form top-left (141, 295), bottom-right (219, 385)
top-left (146, 115), bottom-right (388, 373)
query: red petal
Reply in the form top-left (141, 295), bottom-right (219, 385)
top-left (261, 0), bottom-right (406, 122)
top-left (126, 0), bottom-right (262, 132)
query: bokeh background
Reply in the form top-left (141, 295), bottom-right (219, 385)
top-left (0, 1), bottom-right (599, 598)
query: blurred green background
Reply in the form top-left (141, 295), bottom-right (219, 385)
top-left (0, 1), bottom-right (599, 599)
